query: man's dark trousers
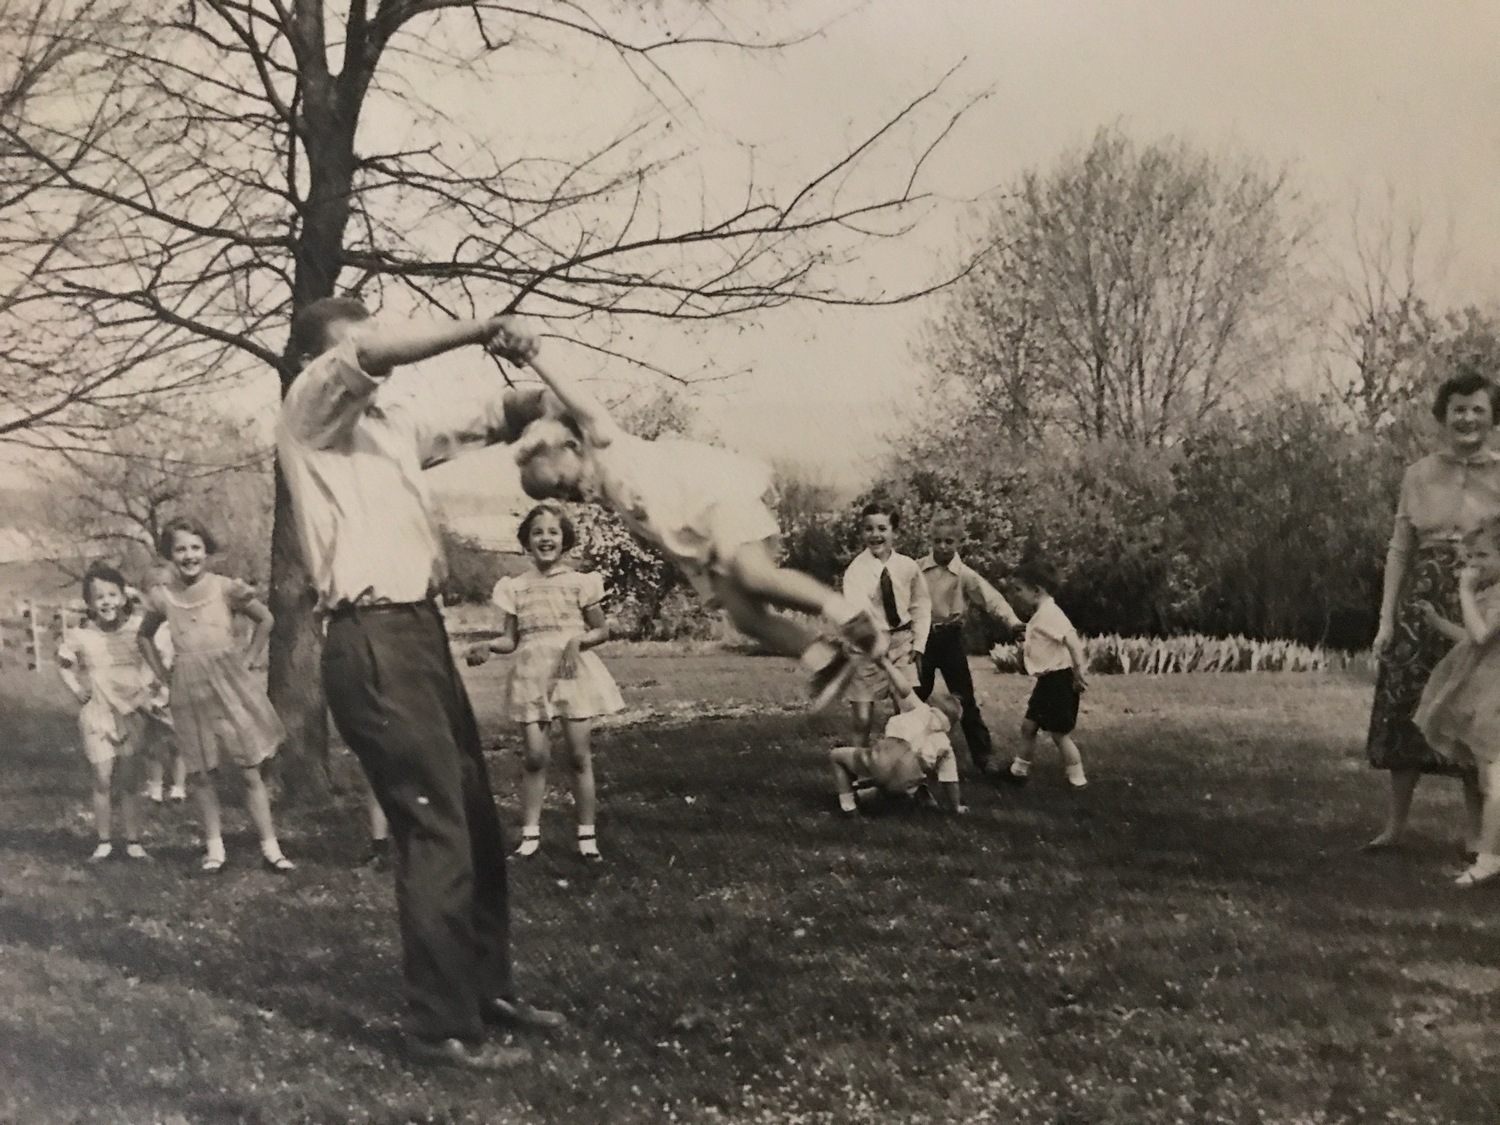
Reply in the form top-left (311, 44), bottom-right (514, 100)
top-left (918, 620), bottom-right (995, 771)
top-left (322, 601), bottom-right (511, 1044)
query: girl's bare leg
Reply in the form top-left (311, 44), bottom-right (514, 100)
top-left (517, 723), bottom-right (551, 855)
top-left (1366, 769), bottom-right (1419, 849)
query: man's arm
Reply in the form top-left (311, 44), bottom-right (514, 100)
top-left (282, 316), bottom-right (512, 453)
top-left (355, 316), bottom-right (504, 379)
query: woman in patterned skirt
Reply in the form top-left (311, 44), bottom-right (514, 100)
top-left (1366, 365), bottom-right (1500, 852)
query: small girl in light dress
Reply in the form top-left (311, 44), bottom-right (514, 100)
top-left (56, 564), bottom-right (161, 862)
top-left (1415, 515), bottom-right (1500, 887)
top-left (468, 503), bottom-right (622, 860)
top-left (137, 516), bottom-right (293, 874)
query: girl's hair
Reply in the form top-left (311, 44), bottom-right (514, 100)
top-left (157, 515), bottom-right (219, 558)
top-left (1432, 361), bottom-right (1500, 422)
top-left (511, 417), bottom-right (582, 468)
top-left (288, 295), bottom-right (372, 361)
top-left (1013, 557), bottom-right (1058, 592)
top-left (517, 502), bottom-right (577, 553)
top-left (80, 562), bottom-right (128, 612)
top-left (860, 499), bottom-right (901, 530)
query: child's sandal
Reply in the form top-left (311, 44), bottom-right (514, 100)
top-left (89, 842), bottom-right (113, 863)
top-left (577, 827), bottom-right (602, 862)
top-left (124, 842), bottom-right (149, 861)
top-left (201, 845), bottom-right (227, 873)
top-left (261, 852), bottom-right (296, 874)
top-left (515, 828), bottom-right (541, 858)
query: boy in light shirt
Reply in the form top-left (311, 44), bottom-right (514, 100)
top-left (1002, 558), bottom-right (1090, 789)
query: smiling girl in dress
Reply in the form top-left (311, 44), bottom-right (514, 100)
top-left (468, 503), bottom-right (622, 860)
top-left (137, 516), bottom-right (293, 873)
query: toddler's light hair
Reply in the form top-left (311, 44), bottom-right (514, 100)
top-left (928, 688), bottom-right (964, 728)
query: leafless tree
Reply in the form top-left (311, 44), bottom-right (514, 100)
top-left (922, 125), bottom-right (1304, 451)
top-left (1324, 197), bottom-right (1438, 430)
top-left (0, 1), bottom-right (976, 791)
top-left (24, 406), bottom-right (274, 586)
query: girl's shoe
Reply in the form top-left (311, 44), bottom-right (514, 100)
top-left (577, 827), bottom-right (602, 862)
top-left (1066, 765), bottom-right (1089, 789)
top-left (89, 842), bottom-right (113, 863)
top-left (201, 843), bottom-right (227, 873)
top-left (515, 829), bottom-right (541, 858)
top-left (124, 842), bottom-right (149, 861)
top-left (144, 781), bottom-right (164, 803)
top-left (168, 784), bottom-right (187, 802)
top-left (261, 852), bottom-right (296, 874)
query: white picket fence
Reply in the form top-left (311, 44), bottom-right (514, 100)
top-left (0, 601), bottom-right (85, 672)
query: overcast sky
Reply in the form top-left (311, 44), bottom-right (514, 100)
top-left (8, 1), bottom-right (1500, 513)
top-left (415, 0), bottom-right (1500, 505)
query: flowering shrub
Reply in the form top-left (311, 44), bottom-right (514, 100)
top-left (990, 633), bottom-right (1349, 674)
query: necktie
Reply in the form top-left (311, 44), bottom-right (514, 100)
top-left (878, 566), bottom-right (901, 628)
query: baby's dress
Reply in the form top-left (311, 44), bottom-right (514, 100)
top-left (496, 566), bottom-right (624, 724)
top-left (148, 574), bottom-right (284, 772)
top-left (1415, 583), bottom-right (1500, 768)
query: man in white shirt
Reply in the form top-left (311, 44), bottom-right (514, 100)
top-left (277, 297), bottom-right (562, 1072)
top-left (841, 501), bottom-right (932, 746)
top-left (917, 514), bottom-right (1024, 775)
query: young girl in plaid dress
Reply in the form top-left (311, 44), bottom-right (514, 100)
top-left (469, 503), bottom-right (622, 860)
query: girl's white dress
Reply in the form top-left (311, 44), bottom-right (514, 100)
top-left (57, 614), bottom-right (159, 765)
top-left (495, 566), bottom-right (624, 724)
top-left (1415, 583), bottom-right (1500, 768)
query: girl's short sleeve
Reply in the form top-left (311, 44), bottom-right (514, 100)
top-left (490, 577), bottom-right (516, 616)
top-left (579, 571), bottom-right (606, 609)
top-left (224, 576), bottom-right (258, 611)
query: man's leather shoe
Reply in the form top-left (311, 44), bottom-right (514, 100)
top-left (483, 997), bottom-right (567, 1030)
top-left (406, 1036), bottom-right (531, 1071)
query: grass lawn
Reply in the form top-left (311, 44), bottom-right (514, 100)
top-left (2, 652), bottom-right (1498, 1124)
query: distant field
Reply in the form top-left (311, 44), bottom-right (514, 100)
top-left (2, 656), bottom-right (1497, 1123)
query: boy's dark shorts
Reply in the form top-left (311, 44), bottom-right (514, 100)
top-left (1025, 669), bottom-right (1079, 735)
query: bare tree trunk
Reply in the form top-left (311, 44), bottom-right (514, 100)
top-left (266, 463), bottom-right (330, 799)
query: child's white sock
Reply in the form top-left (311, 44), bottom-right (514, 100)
top-left (577, 824), bottom-right (601, 860)
top-left (516, 827), bottom-right (540, 857)
top-left (1009, 758), bottom-right (1030, 778)
top-left (838, 792), bottom-right (858, 813)
top-left (1066, 763), bottom-right (1088, 788)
